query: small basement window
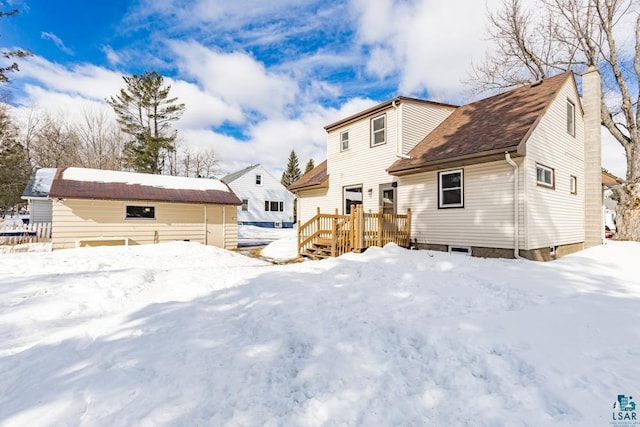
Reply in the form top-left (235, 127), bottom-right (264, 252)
top-left (449, 246), bottom-right (471, 256)
top-left (126, 205), bottom-right (155, 219)
top-left (536, 163), bottom-right (555, 188)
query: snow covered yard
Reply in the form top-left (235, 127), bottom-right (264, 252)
top-left (0, 241), bottom-right (638, 426)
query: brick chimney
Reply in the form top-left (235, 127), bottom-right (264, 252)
top-left (582, 66), bottom-right (603, 247)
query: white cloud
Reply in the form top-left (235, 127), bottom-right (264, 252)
top-left (40, 32), bottom-right (74, 56)
top-left (102, 45), bottom-right (122, 66)
top-left (169, 40), bottom-right (299, 117)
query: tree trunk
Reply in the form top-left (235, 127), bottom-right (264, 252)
top-left (613, 183), bottom-right (640, 240)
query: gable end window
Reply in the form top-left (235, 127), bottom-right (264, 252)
top-left (255, 174), bottom-right (262, 185)
top-left (241, 199), bottom-right (249, 211)
top-left (570, 175), bottom-right (577, 194)
top-left (536, 163), bottom-right (555, 189)
top-left (371, 115), bottom-right (386, 146)
top-left (126, 205), bottom-right (155, 219)
top-left (567, 100), bottom-right (575, 136)
top-left (340, 131), bottom-right (349, 151)
top-left (438, 169), bottom-right (464, 208)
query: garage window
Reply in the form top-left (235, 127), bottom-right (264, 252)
top-left (126, 205), bottom-right (155, 219)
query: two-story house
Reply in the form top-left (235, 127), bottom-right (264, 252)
top-left (222, 164), bottom-right (295, 228)
top-left (290, 69), bottom-right (602, 260)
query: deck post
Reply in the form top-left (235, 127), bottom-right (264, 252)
top-left (331, 215), bottom-right (337, 257)
top-left (406, 208), bottom-right (412, 248)
top-left (377, 207), bottom-right (383, 247)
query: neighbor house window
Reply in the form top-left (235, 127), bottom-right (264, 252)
top-left (340, 131), bottom-right (349, 151)
top-left (570, 175), bottom-right (577, 194)
top-left (264, 201), bottom-right (284, 212)
top-left (438, 169), bottom-right (464, 208)
top-left (255, 174), bottom-right (262, 185)
top-left (126, 205), bottom-right (155, 219)
top-left (371, 115), bottom-right (386, 146)
top-left (536, 163), bottom-right (555, 188)
top-left (567, 100), bottom-right (575, 136)
top-left (241, 199), bottom-right (248, 211)
top-left (344, 185), bottom-right (363, 214)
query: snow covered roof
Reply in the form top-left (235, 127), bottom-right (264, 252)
top-left (49, 167), bottom-right (242, 205)
top-left (221, 164), bottom-right (261, 184)
top-left (22, 168), bottom-right (57, 199)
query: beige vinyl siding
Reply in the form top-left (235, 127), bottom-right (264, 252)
top-left (52, 199), bottom-right (237, 250)
top-left (397, 160), bottom-right (522, 249)
top-left (296, 187), bottom-right (329, 225)
top-left (524, 79), bottom-right (585, 249)
top-left (401, 101), bottom-right (455, 153)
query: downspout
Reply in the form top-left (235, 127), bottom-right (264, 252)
top-left (505, 153), bottom-right (523, 259)
top-left (393, 100), bottom-right (411, 160)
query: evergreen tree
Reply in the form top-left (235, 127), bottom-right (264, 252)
top-left (0, 105), bottom-right (31, 210)
top-left (281, 150), bottom-right (302, 188)
top-left (107, 71), bottom-right (185, 174)
top-left (304, 158), bottom-right (315, 174)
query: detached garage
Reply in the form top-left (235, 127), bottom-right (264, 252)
top-left (48, 167), bottom-right (242, 250)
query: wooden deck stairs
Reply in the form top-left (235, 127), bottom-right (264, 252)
top-left (298, 207), bottom-right (411, 260)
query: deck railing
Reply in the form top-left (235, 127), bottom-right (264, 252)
top-left (298, 206), bottom-right (411, 258)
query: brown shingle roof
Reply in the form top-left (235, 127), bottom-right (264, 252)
top-left (49, 168), bottom-right (242, 205)
top-left (388, 72), bottom-right (573, 175)
top-left (289, 160), bottom-right (328, 191)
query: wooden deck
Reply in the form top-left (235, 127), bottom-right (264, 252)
top-left (298, 207), bottom-right (411, 259)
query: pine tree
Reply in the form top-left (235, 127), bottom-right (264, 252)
top-left (107, 71), bottom-right (185, 174)
top-left (281, 150), bottom-right (302, 188)
top-left (304, 158), bottom-right (315, 174)
top-left (0, 105), bottom-right (31, 210)
top-left (1, 8), bottom-right (31, 84)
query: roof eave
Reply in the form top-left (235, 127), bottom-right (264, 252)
top-left (388, 147), bottom-right (522, 176)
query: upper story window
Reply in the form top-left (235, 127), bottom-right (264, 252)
top-left (126, 205), bottom-right (155, 219)
top-left (371, 115), bottom-right (386, 146)
top-left (241, 199), bottom-right (249, 211)
top-left (255, 174), bottom-right (262, 185)
top-left (438, 169), bottom-right (464, 208)
top-left (340, 131), bottom-right (349, 151)
top-left (536, 163), bottom-right (555, 188)
top-left (567, 100), bottom-right (575, 136)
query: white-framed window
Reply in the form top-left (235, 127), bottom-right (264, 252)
top-left (371, 115), bottom-right (386, 146)
top-left (241, 199), bottom-right (248, 211)
top-left (255, 174), bottom-right (262, 185)
top-left (340, 130), bottom-right (349, 151)
top-left (344, 185), bottom-right (363, 214)
top-left (438, 169), bottom-right (464, 208)
top-left (536, 163), bottom-right (555, 188)
top-left (264, 201), bottom-right (284, 212)
top-left (567, 100), bottom-right (575, 136)
top-left (570, 175), bottom-right (577, 194)
top-left (125, 205), bottom-right (155, 219)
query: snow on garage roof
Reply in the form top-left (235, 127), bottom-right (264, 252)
top-left (49, 168), bottom-right (242, 205)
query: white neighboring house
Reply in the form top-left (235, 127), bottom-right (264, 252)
top-left (21, 168), bottom-right (56, 224)
top-left (222, 164), bottom-right (295, 228)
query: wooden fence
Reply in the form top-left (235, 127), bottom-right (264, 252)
top-left (298, 206), bottom-right (411, 258)
top-left (0, 222), bottom-right (52, 245)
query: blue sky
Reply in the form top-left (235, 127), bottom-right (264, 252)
top-left (1, 0), bottom-right (628, 176)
